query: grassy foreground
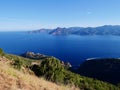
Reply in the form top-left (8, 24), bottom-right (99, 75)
top-left (0, 56), bottom-right (78, 90)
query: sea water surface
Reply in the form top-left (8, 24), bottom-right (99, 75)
top-left (0, 32), bottom-right (120, 65)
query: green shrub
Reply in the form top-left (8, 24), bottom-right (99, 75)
top-left (0, 48), bottom-right (4, 56)
top-left (39, 57), bottom-right (65, 83)
top-left (5, 54), bottom-right (32, 68)
top-left (30, 64), bottom-right (41, 76)
top-left (13, 59), bottom-right (23, 70)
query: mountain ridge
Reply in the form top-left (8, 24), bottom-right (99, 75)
top-left (30, 25), bottom-right (120, 36)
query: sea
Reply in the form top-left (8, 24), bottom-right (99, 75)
top-left (0, 31), bottom-right (120, 65)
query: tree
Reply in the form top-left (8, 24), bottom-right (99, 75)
top-left (39, 57), bottom-right (65, 83)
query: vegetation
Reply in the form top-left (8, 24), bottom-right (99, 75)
top-left (4, 54), bottom-right (32, 69)
top-left (13, 59), bottom-right (24, 70)
top-left (39, 57), bottom-right (65, 83)
top-left (0, 48), bottom-right (120, 90)
top-left (0, 59), bottom-right (76, 90)
top-left (78, 58), bottom-right (120, 85)
top-left (0, 48), bottom-right (4, 56)
top-left (31, 57), bottom-right (120, 90)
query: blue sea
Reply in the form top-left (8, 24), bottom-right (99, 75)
top-left (0, 32), bottom-right (120, 65)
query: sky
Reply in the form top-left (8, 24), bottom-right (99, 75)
top-left (0, 0), bottom-right (120, 31)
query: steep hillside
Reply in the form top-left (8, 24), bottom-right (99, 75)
top-left (78, 58), bottom-right (120, 85)
top-left (0, 56), bottom-right (78, 90)
top-left (34, 58), bottom-right (120, 90)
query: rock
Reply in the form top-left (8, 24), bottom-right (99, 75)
top-left (21, 52), bottom-right (48, 60)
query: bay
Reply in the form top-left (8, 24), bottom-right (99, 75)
top-left (0, 32), bottom-right (120, 65)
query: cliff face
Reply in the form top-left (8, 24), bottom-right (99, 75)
top-left (78, 58), bottom-right (120, 84)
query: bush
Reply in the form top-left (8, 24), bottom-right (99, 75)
top-left (30, 64), bottom-right (41, 76)
top-left (0, 48), bottom-right (4, 56)
top-left (39, 57), bottom-right (65, 83)
top-left (13, 59), bottom-right (23, 70)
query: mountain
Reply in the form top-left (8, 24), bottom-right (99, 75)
top-left (28, 28), bottom-right (52, 33)
top-left (78, 58), bottom-right (120, 85)
top-left (49, 27), bottom-right (70, 35)
top-left (49, 25), bottom-right (120, 36)
top-left (30, 25), bottom-right (120, 36)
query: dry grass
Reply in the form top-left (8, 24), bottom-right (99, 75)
top-left (0, 57), bottom-right (79, 90)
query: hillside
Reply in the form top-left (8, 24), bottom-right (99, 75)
top-left (0, 56), bottom-right (78, 90)
top-left (78, 58), bottom-right (120, 85)
top-left (0, 48), bottom-right (120, 90)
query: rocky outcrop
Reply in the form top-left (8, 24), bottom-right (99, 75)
top-left (61, 61), bottom-right (72, 68)
top-left (28, 29), bottom-right (51, 33)
top-left (21, 52), bottom-right (49, 60)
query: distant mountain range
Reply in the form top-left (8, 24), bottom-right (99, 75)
top-left (30, 25), bottom-right (120, 36)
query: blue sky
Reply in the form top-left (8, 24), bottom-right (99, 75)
top-left (0, 0), bottom-right (120, 31)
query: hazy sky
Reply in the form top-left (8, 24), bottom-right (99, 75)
top-left (0, 0), bottom-right (120, 31)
